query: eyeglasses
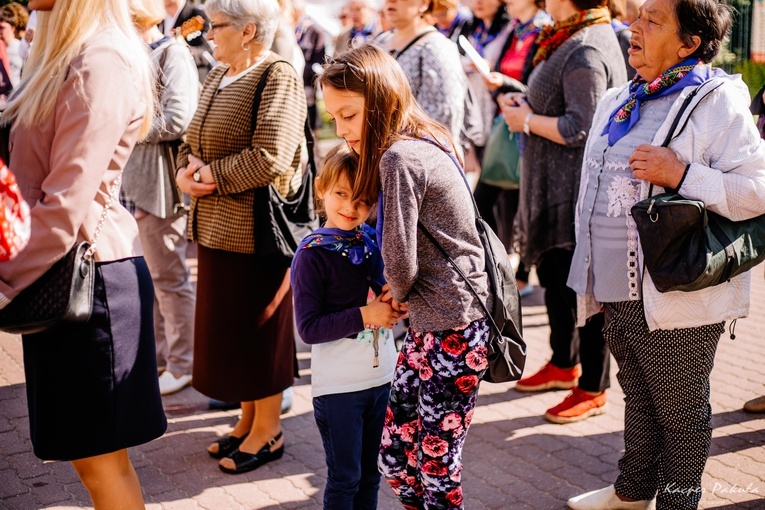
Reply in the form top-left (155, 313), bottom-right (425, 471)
top-left (209, 22), bottom-right (233, 34)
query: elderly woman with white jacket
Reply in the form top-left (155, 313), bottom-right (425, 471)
top-left (565, 0), bottom-right (765, 508)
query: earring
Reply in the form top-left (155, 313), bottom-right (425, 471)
top-left (241, 41), bottom-right (251, 51)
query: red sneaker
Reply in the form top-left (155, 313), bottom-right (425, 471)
top-left (514, 362), bottom-right (581, 392)
top-left (544, 387), bottom-right (607, 424)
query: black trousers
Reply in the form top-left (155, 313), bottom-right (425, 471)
top-left (473, 182), bottom-right (529, 282)
top-left (605, 300), bottom-right (724, 509)
top-left (536, 248), bottom-right (609, 392)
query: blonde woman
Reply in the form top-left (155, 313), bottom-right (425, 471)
top-left (0, 0), bottom-right (166, 508)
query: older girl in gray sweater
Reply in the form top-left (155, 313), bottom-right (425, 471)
top-left (320, 44), bottom-right (491, 510)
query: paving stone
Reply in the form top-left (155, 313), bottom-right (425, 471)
top-left (1, 267), bottom-right (764, 509)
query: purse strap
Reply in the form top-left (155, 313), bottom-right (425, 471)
top-left (251, 60), bottom-right (317, 179)
top-left (83, 173), bottom-right (122, 260)
top-left (647, 80), bottom-right (725, 197)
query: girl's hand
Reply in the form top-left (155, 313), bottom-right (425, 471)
top-left (361, 294), bottom-right (400, 329)
top-left (176, 156), bottom-right (216, 198)
top-left (484, 72), bottom-right (505, 92)
top-left (629, 145), bottom-right (687, 189)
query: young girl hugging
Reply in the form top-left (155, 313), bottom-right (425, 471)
top-left (291, 143), bottom-right (401, 510)
top-left (319, 45), bottom-right (492, 510)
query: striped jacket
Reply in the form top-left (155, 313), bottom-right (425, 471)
top-left (178, 54), bottom-right (307, 254)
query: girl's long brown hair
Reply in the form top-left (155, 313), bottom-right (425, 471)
top-left (318, 44), bottom-right (459, 206)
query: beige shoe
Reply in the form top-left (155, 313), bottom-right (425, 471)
top-left (567, 485), bottom-right (656, 510)
top-left (744, 395), bottom-right (765, 413)
top-left (158, 372), bottom-right (192, 396)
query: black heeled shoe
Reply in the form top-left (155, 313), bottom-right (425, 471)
top-left (208, 433), bottom-right (249, 459)
top-left (219, 431), bottom-right (284, 474)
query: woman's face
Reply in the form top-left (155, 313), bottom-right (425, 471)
top-left (472, 0), bottom-right (502, 22)
top-left (205, 13), bottom-right (251, 64)
top-left (431, 6), bottom-right (458, 30)
top-left (628, 0), bottom-right (698, 82)
top-left (504, 0), bottom-right (536, 20)
top-left (384, 0), bottom-right (429, 30)
top-left (322, 85), bottom-right (366, 155)
top-left (28, 0), bottom-right (55, 10)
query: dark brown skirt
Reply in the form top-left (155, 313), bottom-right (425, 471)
top-left (193, 245), bottom-right (296, 402)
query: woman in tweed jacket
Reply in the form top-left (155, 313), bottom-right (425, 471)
top-left (175, 0), bottom-right (306, 475)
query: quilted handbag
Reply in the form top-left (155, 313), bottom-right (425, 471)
top-left (0, 241), bottom-right (95, 334)
top-left (0, 174), bottom-right (122, 334)
top-left (250, 61), bottom-right (319, 263)
top-left (631, 82), bottom-right (765, 292)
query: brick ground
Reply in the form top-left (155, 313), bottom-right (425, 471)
top-left (1, 267), bottom-right (764, 509)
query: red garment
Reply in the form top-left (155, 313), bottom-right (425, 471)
top-left (0, 160), bottom-right (31, 261)
top-left (499, 35), bottom-right (535, 81)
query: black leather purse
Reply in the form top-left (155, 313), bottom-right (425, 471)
top-left (0, 174), bottom-right (122, 334)
top-left (631, 82), bottom-right (765, 293)
top-left (250, 61), bottom-right (319, 263)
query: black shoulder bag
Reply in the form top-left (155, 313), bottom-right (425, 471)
top-left (250, 60), bottom-right (319, 263)
top-left (417, 145), bottom-right (526, 383)
top-left (631, 82), bottom-right (765, 292)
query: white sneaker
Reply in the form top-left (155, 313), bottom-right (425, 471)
top-left (567, 485), bottom-right (656, 510)
top-left (158, 372), bottom-right (192, 396)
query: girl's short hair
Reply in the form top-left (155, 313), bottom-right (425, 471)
top-left (315, 143), bottom-right (363, 214)
top-left (318, 44), bottom-right (457, 207)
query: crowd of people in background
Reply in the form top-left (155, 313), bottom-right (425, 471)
top-left (0, 0), bottom-right (764, 508)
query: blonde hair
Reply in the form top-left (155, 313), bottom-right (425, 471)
top-left (129, 0), bottom-right (166, 30)
top-left (3, 0), bottom-right (155, 138)
top-left (315, 143), bottom-right (368, 214)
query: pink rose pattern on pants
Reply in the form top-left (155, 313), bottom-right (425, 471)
top-left (378, 318), bottom-right (489, 509)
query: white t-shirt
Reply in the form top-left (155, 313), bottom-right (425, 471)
top-left (311, 326), bottom-right (396, 398)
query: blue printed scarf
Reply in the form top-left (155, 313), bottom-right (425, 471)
top-left (294, 223), bottom-right (385, 288)
top-left (602, 58), bottom-right (726, 146)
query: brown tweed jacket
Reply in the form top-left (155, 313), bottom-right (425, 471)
top-left (178, 53), bottom-right (307, 254)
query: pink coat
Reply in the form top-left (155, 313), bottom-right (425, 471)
top-left (0, 29), bottom-right (146, 307)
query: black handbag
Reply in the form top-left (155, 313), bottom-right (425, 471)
top-left (0, 174), bottom-right (122, 334)
top-left (0, 242), bottom-right (95, 334)
top-left (631, 82), bottom-right (765, 293)
top-left (418, 145), bottom-right (526, 384)
top-left (250, 61), bottom-right (319, 262)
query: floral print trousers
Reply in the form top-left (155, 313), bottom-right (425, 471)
top-left (378, 318), bottom-right (490, 509)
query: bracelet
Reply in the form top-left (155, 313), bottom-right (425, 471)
top-left (523, 112), bottom-right (534, 136)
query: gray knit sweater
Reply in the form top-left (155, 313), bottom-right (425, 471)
top-left (517, 23), bottom-right (627, 266)
top-left (379, 139), bottom-right (489, 333)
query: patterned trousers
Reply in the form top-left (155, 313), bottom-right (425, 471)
top-left (378, 318), bottom-right (489, 510)
top-left (603, 301), bottom-right (724, 510)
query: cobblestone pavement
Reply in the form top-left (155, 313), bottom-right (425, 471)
top-left (1, 265), bottom-right (764, 509)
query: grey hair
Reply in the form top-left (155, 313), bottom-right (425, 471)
top-left (205, 0), bottom-right (280, 48)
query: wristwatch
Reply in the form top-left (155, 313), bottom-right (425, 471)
top-left (523, 112), bottom-right (534, 136)
top-left (192, 170), bottom-right (201, 183)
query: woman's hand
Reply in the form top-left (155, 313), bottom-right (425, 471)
top-left (629, 145), bottom-right (687, 189)
top-left (176, 155), bottom-right (216, 198)
top-left (499, 93), bottom-right (532, 133)
top-left (483, 72), bottom-right (505, 92)
top-left (361, 294), bottom-right (400, 329)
